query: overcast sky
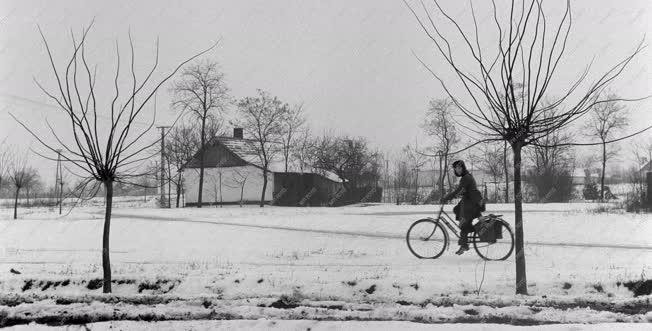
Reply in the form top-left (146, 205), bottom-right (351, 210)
top-left (1, 0), bottom-right (650, 177)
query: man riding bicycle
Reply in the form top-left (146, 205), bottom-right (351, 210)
top-left (439, 160), bottom-right (484, 255)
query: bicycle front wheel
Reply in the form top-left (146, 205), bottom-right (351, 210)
top-left (473, 219), bottom-right (514, 261)
top-left (406, 218), bottom-right (448, 259)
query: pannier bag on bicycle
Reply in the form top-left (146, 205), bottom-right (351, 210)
top-left (475, 218), bottom-right (500, 243)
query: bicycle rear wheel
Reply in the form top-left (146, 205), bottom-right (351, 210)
top-left (406, 218), bottom-right (448, 259)
top-left (473, 218), bottom-right (514, 261)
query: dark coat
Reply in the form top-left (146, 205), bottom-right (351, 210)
top-left (443, 171), bottom-right (483, 222)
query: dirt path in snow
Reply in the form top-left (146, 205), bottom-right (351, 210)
top-left (110, 212), bottom-right (652, 251)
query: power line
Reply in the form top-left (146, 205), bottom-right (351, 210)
top-left (0, 92), bottom-right (162, 127)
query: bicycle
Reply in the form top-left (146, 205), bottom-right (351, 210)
top-left (406, 204), bottom-right (514, 261)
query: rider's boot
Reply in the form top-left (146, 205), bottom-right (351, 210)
top-left (455, 245), bottom-right (469, 255)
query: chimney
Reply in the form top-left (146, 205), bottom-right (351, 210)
top-left (233, 128), bottom-right (243, 139)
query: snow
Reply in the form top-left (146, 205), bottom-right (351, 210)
top-left (0, 202), bottom-right (650, 328)
top-left (6, 321), bottom-right (652, 330)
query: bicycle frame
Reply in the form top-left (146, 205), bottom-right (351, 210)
top-left (433, 204), bottom-right (464, 240)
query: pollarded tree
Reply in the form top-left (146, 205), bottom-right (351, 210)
top-left (13, 23), bottom-right (214, 293)
top-left (171, 60), bottom-right (230, 208)
top-left (406, 0), bottom-right (645, 294)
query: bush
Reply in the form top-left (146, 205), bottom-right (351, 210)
top-left (583, 181), bottom-right (600, 200)
top-left (527, 169), bottom-right (574, 202)
top-left (624, 190), bottom-right (647, 213)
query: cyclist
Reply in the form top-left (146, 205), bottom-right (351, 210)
top-left (439, 160), bottom-right (484, 255)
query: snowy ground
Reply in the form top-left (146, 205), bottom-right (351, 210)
top-left (0, 202), bottom-right (650, 329)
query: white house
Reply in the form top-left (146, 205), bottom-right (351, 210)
top-left (182, 128), bottom-right (341, 206)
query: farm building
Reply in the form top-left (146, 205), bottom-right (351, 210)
top-left (182, 128), bottom-right (348, 206)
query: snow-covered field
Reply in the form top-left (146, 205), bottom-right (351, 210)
top-left (0, 202), bottom-right (650, 329)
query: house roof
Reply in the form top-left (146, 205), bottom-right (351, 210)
top-left (183, 135), bottom-right (342, 182)
top-left (216, 136), bottom-right (260, 164)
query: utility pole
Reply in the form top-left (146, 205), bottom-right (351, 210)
top-left (157, 126), bottom-right (170, 208)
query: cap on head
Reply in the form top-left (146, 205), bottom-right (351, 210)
top-left (452, 160), bottom-right (467, 176)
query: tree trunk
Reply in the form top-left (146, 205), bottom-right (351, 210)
top-left (167, 161), bottom-right (172, 208)
top-left (260, 167), bottom-right (268, 207)
top-left (512, 142), bottom-right (528, 295)
top-left (504, 141), bottom-right (509, 203)
top-left (102, 180), bottom-right (113, 293)
top-left (600, 142), bottom-right (606, 200)
top-left (176, 173), bottom-right (182, 208)
top-left (13, 187), bottom-right (20, 219)
top-left (26, 187), bottom-right (30, 207)
top-left (198, 117), bottom-right (206, 208)
top-left (285, 151), bottom-right (289, 173)
top-left (240, 182), bottom-right (245, 207)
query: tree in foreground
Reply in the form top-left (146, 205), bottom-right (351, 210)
top-left (406, 0), bottom-right (644, 294)
top-left (13, 24), bottom-right (214, 293)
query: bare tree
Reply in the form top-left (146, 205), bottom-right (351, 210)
top-left (12, 23), bottom-right (214, 293)
top-left (393, 156), bottom-right (411, 204)
top-left (402, 143), bottom-right (428, 204)
top-left (527, 127), bottom-right (575, 202)
top-left (8, 153), bottom-right (38, 219)
top-left (280, 104), bottom-right (306, 172)
top-left (421, 98), bottom-right (459, 190)
top-left (207, 170), bottom-right (223, 206)
top-left (481, 143), bottom-right (504, 202)
top-left (502, 141), bottom-right (511, 202)
top-left (405, 0), bottom-right (645, 294)
top-left (165, 125), bottom-right (198, 207)
top-left (224, 168), bottom-right (249, 207)
top-left (171, 60), bottom-right (229, 208)
top-left (291, 127), bottom-right (316, 173)
top-left (632, 136), bottom-right (652, 170)
top-left (24, 171), bottom-right (42, 207)
top-left (629, 137), bottom-right (652, 210)
top-left (235, 89), bottom-right (288, 207)
top-left (138, 162), bottom-right (159, 202)
top-left (0, 140), bottom-right (9, 194)
top-left (584, 93), bottom-right (629, 200)
top-left (312, 135), bottom-right (378, 190)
